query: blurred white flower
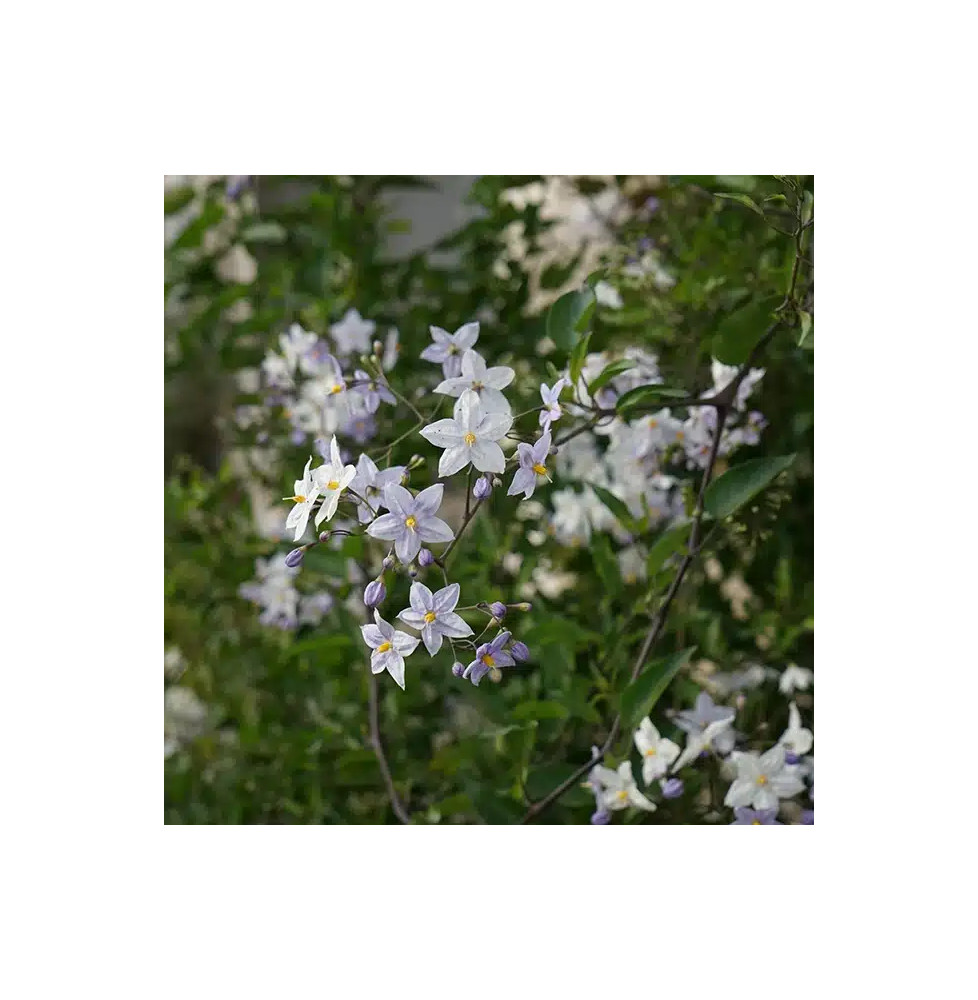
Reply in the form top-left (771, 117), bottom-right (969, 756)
top-left (779, 664), bottom-right (813, 695)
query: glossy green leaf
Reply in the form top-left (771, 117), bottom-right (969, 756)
top-left (646, 522), bottom-right (692, 577)
top-left (711, 294), bottom-right (781, 365)
top-left (589, 484), bottom-right (635, 531)
top-left (588, 359), bottom-right (636, 395)
top-left (714, 192), bottom-right (764, 217)
top-left (615, 384), bottom-right (689, 415)
top-left (547, 286), bottom-right (596, 351)
top-left (569, 330), bottom-right (593, 386)
top-left (164, 187), bottom-right (195, 215)
top-left (620, 647), bottom-right (696, 730)
top-left (703, 454), bottom-right (796, 520)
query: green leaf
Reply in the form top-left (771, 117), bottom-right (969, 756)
top-left (241, 221), bottom-right (288, 243)
top-left (646, 522), bottom-right (692, 577)
top-left (703, 454), bottom-right (796, 520)
top-left (164, 187), bottom-right (195, 215)
top-left (584, 269), bottom-right (607, 289)
top-left (569, 330), bottom-right (593, 386)
top-left (591, 535), bottom-right (621, 595)
top-left (547, 286), bottom-right (596, 351)
top-left (620, 647), bottom-right (696, 730)
top-left (589, 484), bottom-right (635, 531)
top-left (714, 192), bottom-right (764, 218)
top-left (798, 309), bottom-right (812, 347)
top-left (615, 384), bottom-right (689, 415)
top-left (511, 701), bottom-right (570, 723)
top-left (711, 294), bottom-right (781, 365)
top-left (588, 359), bottom-right (636, 395)
top-left (524, 765), bottom-right (590, 807)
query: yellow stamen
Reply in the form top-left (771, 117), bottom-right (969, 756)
top-left (423, 611), bottom-right (437, 624)
top-left (292, 494), bottom-right (306, 504)
top-left (464, 432), bottom-right (476, 445)
top-left (532, 463), bottom-right (548, 475)
top-left (327, 480), bottom-right (339, 490)
top-left (751, 819), bottom-right (762, 825)
top-left (471, 381), bottom-right (484, 391)
top-left (330, 384), bottom-right (344, 394)
top-left (616, 790), bottom-right (628, 802)
top-left (377, 642), bottom-right (391, 653)
top-left (756, 775), bottom-right (768, 786)
top-left (676, 430), bottom-right (684, 440)
top-left (645, 748), bottom-right (656, 757)
top-left (648, 418), bottom-right (658, 428)
top-left (405, 516), bottom-right (417, 529)
top-left (483, 653), bottom-right (495, 667)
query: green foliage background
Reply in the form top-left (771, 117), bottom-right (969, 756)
top-left (164, 175), bottom-right (813, 824)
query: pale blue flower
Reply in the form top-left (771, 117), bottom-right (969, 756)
top-left (366, 483), bottom-right (455, 564)
top-left (433, 349), bottom-right (514, 416)
top-left (507, 431), bottom-right (552, 500)
top-left (463, 631), bottom-right (515, 685)
top-left (349, 454), bottom-right (406, 524)
top-left (420, 389), bottom-right (512, 477)
top-left (539, 377), bottom-right (569, 431)
top-left (420, 322), bottom-right (479, 378)
top-left (397, 582), bottom-right (474, 656)
top-left (360, 610), bottom-right (420, 690)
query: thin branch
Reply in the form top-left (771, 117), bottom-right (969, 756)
top-left (368, 672), bottom-right (411, 824)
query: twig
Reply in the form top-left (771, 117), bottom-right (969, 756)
top-left (368, 672), bottom-right (411, 824)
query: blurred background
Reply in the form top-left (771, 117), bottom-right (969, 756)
top-left (164, 175), bottom-right (813, 825)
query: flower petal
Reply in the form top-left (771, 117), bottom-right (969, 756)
top-left (413, 483), bottom-right (444, 516)
top-left (361, 624), bottom-right (385, 648)
top-left (383, 484), bottom-right (415, 516)
top-left (438, 445), bottom-right (470, 478)
top-left (418, 515), bottom-right (454, 544)
top-left (478, 408), bottom-right (514, 441)
top-left (470, 440), bottom-right (505, 473)
top-left (485, 365), bottom-right (515, 389)
top-left (409, 582), bottom-right (434, 613)
top-left (392, 630), bottom-right (420, 656)
top-left (397, 608), bottom-right (426, 629)
top-left (436, 611), bottom-right (472, 637)
top-left (420, 418), bottom-right (464, 448)
top-left (432, 583), bottom-right (460, 613)
top-left (386, 653), bottom-right (406, 690)
top-left (395, 530), bottom-right (421, 564)
top-left (365, 512), bottom-right (403, 541)
top-left (454, 389), bottom-right (482, 431)
top-left (455, 322), bottom-right (479, 350)
top-left (433, 377), bottom-right (468, 398)
top-left (421, 626), bottom-right (442, 656)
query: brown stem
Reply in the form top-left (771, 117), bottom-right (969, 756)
top-left (368, 672), bottom-right (410, 824)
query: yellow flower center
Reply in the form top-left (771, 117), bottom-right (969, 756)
top-left (405, 516), bottom-right (417, 529)
top-left (756, 775), bottom-right (768, 786)
top-left (449, 345), bottom-right (458, 354)
top-left (330, 384), bottom-right (344, 394)
top-left (751, 819), bottom-right (762, 825)
top-left (327, 480), bottom-right (339, 490)
top-left (377, 642), bottom-right (391, 653)
top-left (483, 653), bottom-right (495, 667)
top-left (293, 494), bottom-right (306, 504)
top-left (645, 748), bottom-right (656, 757)
top-left (648, 418), bottom-right (658, 428)
top-left (676, 430), bottom-right (684, 440)
top-left (423, 611), bottom-right (437, 624)
top-left (472, 381), bottom-right (484, 391)
top-left (464, 432), bottom-right (476, 445)
top-left (532, 463), bottom-right (548, 475)
top-left (616, 790), bottom-right (628, 802)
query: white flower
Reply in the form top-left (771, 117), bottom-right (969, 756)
top-left (617, 545), bottom-right (646, 585)
top-left (433, 349), bottom-right (514, 416)
top-left (348, 453), bottom-right (406, 524)
top-left (419, 389), bottom-right (513, 477)
top-left (365, 484), bottom-right (455, 564)
top-left (778, 702), bottom-right (813, 756)
top-left (593, 280), bottom-right (623, 309)
top-left (311, 436), bottom-right (357, 526)
top-left (779, 664), bottom-right (813, 695)
top-left (633, 718), bottom-right (680, 784)
top-left (283, 456), bottom-right (321, 542)
top-left (280, 323), bottom-right (318, 370)
top-left (672, 717), bottom-right (736, 772)
top-left (397, 582), bottom-right (474, 655)
top-left (723, 745), bottom-right (805, 812)
top-left (420, 322), bottom-right (480, 378)
top-left (331, 308), bottom-right (375, 357)
top-left (382, 327), bottom-right (400, 371)
top-left (360, 610), bottom-right (420, 690)
top-left (589, 760), bottom-right (656, 813)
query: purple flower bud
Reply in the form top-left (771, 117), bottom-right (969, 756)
top-left (363, 579), bottom-right (386, 608)
top-left (590, 809), bottom-right (612, 826)
top-left (382, 555), bottom-right (395, 571)
top-left (785, 750), bottom-right (800, 765)
top-left (510, 641), bottom-right (530, 662)
top-left (660, 777), bottom-right (684, 800)
top-left (418, 548), bottom-right (434, 567)
top-left (490, 601), bottom-right (507, 620)
top-left (318, 531), bottom-right (331, 543)
top-left (285, 548), bottom-right (305, 568)
top-left (473, 476), bottom-right (492, 500)
top-left (451, 662), bottom-right (465, 678)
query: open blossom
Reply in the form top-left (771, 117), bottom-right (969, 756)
top-left (672, 717), bottom-right (736, 772)
top-left (731, 807), bottom-right (782, 825)
top-left (778, 702), bottom-right (813, 757)
top-left (463, 631), bottom-right (515, 685)
top-left (366, 483), bottom-right (455, 564)
top-left (280, 323), bottom-right (319, 371)
top-left (420, 322), bottom-right (479, 378)
top-left (360, 610), bottom-right (420, 690)
top-left (589, 761), bottom-right (656, 813)
top-left (349, 453), bottom-right (406, 524)
top-left (351, 368), bottom-right (395, 413)
top-left (724, 745), bottom-right (805, 812)
top-left (633, 717), bottom-right (680, 784)
top-left (284, 457), bottom-right (321, 542)
top-left (675, 691), bottom-right (737, 754)
top-left (433, 349), bottom-right (514, 416)
top-left (330, 307), bottom-right (375, 357)
top-left (311, 436), bottom-right (357, 526)
top-left (420, 389), bottom-right (513, 477)
top-left (779, 664), bottom-right (813, 694)
top-left (397, 581), bottom-right (473, 655)
top-left (507, 431), bottom-right (552, 500)
top-left (539, 378), bottom-right (569, 431)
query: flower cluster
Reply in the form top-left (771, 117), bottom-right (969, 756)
top-left (238, 551), bottom-right (334, 631)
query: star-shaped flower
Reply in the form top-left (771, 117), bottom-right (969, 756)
top-left (675, 691), bottom-right (737, 754)
top-left (672, 717), bottom-right (736, 772)
top-left (433, 349), bottom-right (514, 415)
top-left (633, 717), bottom-right (680, 784)
top-left (351, 369), bottom-right (396, 414)
top-left (589, 761), bottom-right (656, 813)
top-left (397, 581), bottom-right (474, 655)
top-left (420, 322), bottom-right (480, 378)
top-left (539, 378), bottom-right (569, 431)
top-left (283, 457), bottom-right (321, 542)
top-left (507, 431), bottom-right (553, 500)
top-left (724, 745), bottom-right (805, 812)
top-left (463, 631), bottom-right (515, 685)
top-left (330, 308), bottom-right (375, 357)
top-left (365, 483), bottom-right (455, 563)
top-left (779, 664), bottom-right (813, 695)
top-left (420, 389), bottom-right (513, 477)
top-left (360, 609), bottom-right (420, 689)
top-left (310, 436), bottom-right (357, 526)
top-left (731, 807), bottom-right (782, 825)
top-left (777, 702), bottom-right (813, 756)
top-left (348, 454), bottom-right (406, 524)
